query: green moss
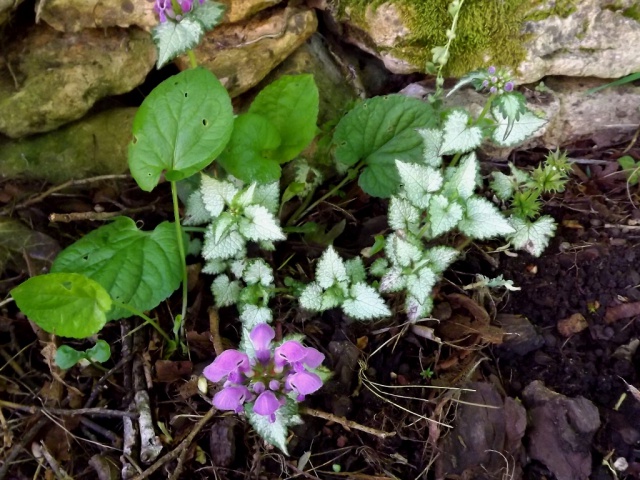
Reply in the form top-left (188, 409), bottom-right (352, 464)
top-left (336, 0), bottom-right (579, 76)
top-left (622, 4), bottom-right (640, 22)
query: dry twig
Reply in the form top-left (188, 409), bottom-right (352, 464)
top-left (299, 406), bottom-right (395, 439)
top-left (131, 408), bottom-right (216, 480)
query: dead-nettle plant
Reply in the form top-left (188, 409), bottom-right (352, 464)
top-left (298, 65), bottom-right (568, 322)
top-left (7, 0), bottom-right (571, 453)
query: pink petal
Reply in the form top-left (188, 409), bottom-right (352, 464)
top-left (250, 323), bottom-right (275, 363)
top-left (203, 350), bottom-right (250, 383)
top-left (213, 385), bottom-right (251, 413)
top-left (303, 347), bottom-right (324, 368)
top-left (274, 341), bottom-right (306, 367)
top-left (286, 371), bottom-right (323, 396)
top-left (253, 391), bottom-right (281, 418)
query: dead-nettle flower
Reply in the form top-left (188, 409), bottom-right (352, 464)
top-left (482, 66), bottom-right (514, 95)
top-left (154, 0), bottom-right (205, 22)
top-left (203, 323), bottom-right (324, 422)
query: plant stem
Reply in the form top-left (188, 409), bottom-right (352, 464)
top-left (187, 50), bottom-right (198, 69)
top-left (449, 93), bottom-right (496, 168)
top-left (112, 301), bottom-right (173, 344)
top-left (476, 93), bottom-right (496, 124)
top-left (288, 162), bottom-right (363, 225)
top-left (171, 181), bottom-right (189, 338)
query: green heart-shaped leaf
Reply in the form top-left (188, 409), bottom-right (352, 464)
top-left (51, 217), bottom-right (182, 320)
top-left (129, 68), bottom-right (233, 191)
top-left (11, 273), bottom-right (112, 338)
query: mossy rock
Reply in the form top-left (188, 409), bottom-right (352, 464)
top-left (330, 0), bottom-right (640, 83)
top-left (0, 25), bottom-right (155, 138)
top-left (0, 108), bottom-right (136, 183)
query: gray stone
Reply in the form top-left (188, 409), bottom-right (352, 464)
top-left (0, 108), bottom-right (136, 183)
top-left (176, 7), bottom-right (317, 97)
top-left (522, 380), bottom-right (601, 480)
top-left (324, 0), bottom-right (640, 83)
top-left (0, 25), bottom-right (155, 138)
top-left (436, 382), bottom-right (527, 479)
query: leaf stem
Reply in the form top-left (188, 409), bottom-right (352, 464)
top-left (449, 93), bottom-right (496, 168)
top-left (171, 181), bottom-right (189, 338)
top-left (288, 162), bottom-right (364, 225)
top-left (112, 301), bottom-right (173, 344)
top-left (187, 50), bottom-right (198, 69)
top-left (476, 93), bottom-right (496, 124)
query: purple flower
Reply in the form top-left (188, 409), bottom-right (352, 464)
top-left (274, 340), bottom-right (307, 367)
top-left (254, 391), bottom-right (281, 422)
top-left (154, 0), bottom-right (173, 23)
top-left (275, 341), bottom-right (326, 372)
top-left (285, 371), bottom-right (323, 401)
top-left (204, 323), bottom-right (326, 422)
top-left (250, 323), bottom-right (275, 363)
top-left (504, 81), bottom-right (514, 92)
top-left (213, 385), bottom-right (252, 413)
top-left (490, 86), bottom-right (497, 94)
top-left (203, 350), bottom-right (250, 382)
top-left (488, 66), bottom-right (496, 75)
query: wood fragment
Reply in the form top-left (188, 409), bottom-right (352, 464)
top-left (0, 400), bottom-right (138, 418)
top-left (131, 408), bottom-right (215, 480)
top-left (299, 406), bottom-right (395, 439)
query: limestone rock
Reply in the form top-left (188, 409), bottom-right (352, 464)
top-left (39, 0), bottom-right (157, 32)
top-left (404, 76), bottom-right (640, 158)
top-left (218, 0), bottom-right (282, 24)
top-left (0, 108), bottom-right (136, 183)
top-left (177, 7), bottom-right (317, 97)
top-left (39, 0), bottom-right (283, 32)
top-left (0, 25), bottom-right (155, 138)
top-left (326, 0), bottom-right (640, 83)
top-left (0, 0), bottom-right (25, 27)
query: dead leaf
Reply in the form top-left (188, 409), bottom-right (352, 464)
top-left (619, 377), bottom-right (640, 404)
top-left (0, 218), bottom-right (60, 275)
top-left (557, 313), bottom-right (588, 337)
top-left (605, 302), bottom-right (640, 324)
top-left (355, 336), bottom-right (368, 350)
top-left (154, 360), bottom-right (193, 383)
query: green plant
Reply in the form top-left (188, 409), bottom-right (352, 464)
top-left (8, 0), bottom-right (571, 455)
top-left (585, 72), bottom-right (640, 95)
top-left (55, 340), bottom-right (111, 370)
top-left (617, 155), bottom-right (640, 186)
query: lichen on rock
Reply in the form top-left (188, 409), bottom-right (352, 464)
top-left (0, 25), bottom-right (155, 138)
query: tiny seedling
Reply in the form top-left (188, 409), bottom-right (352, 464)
top-left (55, 340), bottom-right (111, 370)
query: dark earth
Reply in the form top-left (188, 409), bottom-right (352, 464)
top-left (1, 21), bottom-right (640, 480)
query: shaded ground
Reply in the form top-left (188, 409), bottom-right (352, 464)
top-left (1, 116), bottom-right (640, 479)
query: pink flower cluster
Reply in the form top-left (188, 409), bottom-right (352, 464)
top-left (154, 0), bottom-right (205, 23)
top-left (482, 66), bottom-right (515, 95)
top-left (204, 324), bottom-right (325, 422)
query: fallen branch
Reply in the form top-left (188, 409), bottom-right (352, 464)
top-left (131, 408), bottom-right (216, 480)
top-left (299, 406), bottom-right (395, 439)
top-left (0, 400), bottom-right (138, 418)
